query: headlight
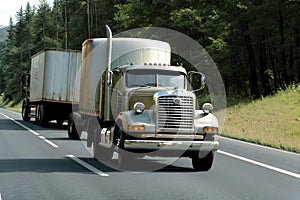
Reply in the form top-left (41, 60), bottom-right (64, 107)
top-left (134, 102), bottom-right (145, 114)
top-left (202, 103), bottom-right (213, 114)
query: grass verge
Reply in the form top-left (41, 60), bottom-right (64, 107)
top-left (0, 94), bottom-right (22, 113)
top-left (223, 84), bottom-right (300, 154)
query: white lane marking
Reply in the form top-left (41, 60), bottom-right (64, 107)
top-left (220, 136), bottom-right (299, 156)
top-left (0, 192), bottom-right (2, 200)
top-left (0, 112), bottom-right (59, 148)
top-left (38, 136), bottom-right (59, 148)
top-left (218, 150), bottom-right (300, 179)
top-left (66, 155), bottom-right (109, 177)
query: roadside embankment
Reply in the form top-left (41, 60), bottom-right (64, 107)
top-left (223, 85), bottom-right (300, 153)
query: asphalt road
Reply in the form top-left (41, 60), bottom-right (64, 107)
top-left (0, 108), bottom-right (299, 200)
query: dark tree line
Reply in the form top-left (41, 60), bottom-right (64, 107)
top-left (0, 0), bottom-right (299, 104)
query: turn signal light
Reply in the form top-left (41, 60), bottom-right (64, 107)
top-left (128, 125), bottom-right (145, 131)
top-left (203, 127), bottom-right (218, 133)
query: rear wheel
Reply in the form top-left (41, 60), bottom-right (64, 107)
top-left (192, 151), bottom-right (215, 171)
top-left (36, 104), bottom-right (48, 126)
top-left (21, 99), bottom-right (30, 122)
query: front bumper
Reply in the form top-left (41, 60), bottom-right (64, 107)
top-left (124, 140), bottom-right (219, 152)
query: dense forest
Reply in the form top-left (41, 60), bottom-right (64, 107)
top-left (0, 0), bottom-right (299, 105)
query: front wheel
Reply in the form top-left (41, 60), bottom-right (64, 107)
top-left (117, 130), bottom-right (133, 170)
top-left (192, 151), bottom-right (215, 171)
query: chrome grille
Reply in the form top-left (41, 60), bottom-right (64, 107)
top-left (157, 96), bottom-right (193, 129)
top-left (117, 92), bottom-right (122, 115)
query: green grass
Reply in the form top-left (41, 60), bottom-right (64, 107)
top-left (223, 84), bottom-right (300, 153)
top-left (6, 102), bottom-right (22, 113)
top-left (0, 94), bottom-right (22, 113)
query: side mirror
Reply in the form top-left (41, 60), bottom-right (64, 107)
top-left (108, 68), bottom-right (122, 87)
top-left (112, 68), bottom-right (121, 75)
top-left (188, 71), bottom-right (206, 92)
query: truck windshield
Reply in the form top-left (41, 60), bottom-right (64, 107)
top-left (126, 69), bottom-right (185, 88)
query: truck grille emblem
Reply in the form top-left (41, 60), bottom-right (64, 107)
top-left (173, 98), bottom-right (181, 105)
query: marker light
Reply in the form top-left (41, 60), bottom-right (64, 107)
top-left (143, 62), bottom-right (169, 66)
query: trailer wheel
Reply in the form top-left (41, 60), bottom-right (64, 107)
top-left (192, 151), bottom-right (215, 171)
top-left (93, 126), bottom-right (113, 161)
top-left (21, 99), bottom-right (30, 122)
top-left (36, 104), bottom-right (48, 126)
top-left (67, 113), bottom-right (80, 140)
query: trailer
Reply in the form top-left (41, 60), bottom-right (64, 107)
top-left (21, 49), bottom-right (82, 126)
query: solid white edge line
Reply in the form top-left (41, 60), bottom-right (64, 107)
top-left (0, 113), bottom-right (39, 136)
top-left (43, 139), bottom-right (59, 148)
top-left (218, 150), bottom-right (300, 179)
top-left (220, 136), bottom-right (299, 156)
top-left (0, 112), bottom-right (59, 148)
top-left (37, 135), bottom-right (59, 148)
top-left (0, 192), bottom-right (2, 200)
top-left (66, 155), bottom-right (109, 177)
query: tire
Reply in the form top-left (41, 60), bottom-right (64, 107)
top-left (36, 104), bottom-right (47, 126)
top-left (21, 99), bottom-right (30, 122)
top-left (192, 151), bottom-right (215, 171)
top-left (117, 130), bottom-right (132, 170)
top-left (93, 126), bottom-right (113, 161)
top-left (35, 105), bottom-right (41, 125)
top-left (67, 113), bottom-right (81, 140)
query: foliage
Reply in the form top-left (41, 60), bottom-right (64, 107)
top-left (0, 0), bottom-right (299, 103)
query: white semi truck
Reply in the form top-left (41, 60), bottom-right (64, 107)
top-left (21, 49), bottom-right (82, 126)
top-left (68, 26), bottom-right (219, 171)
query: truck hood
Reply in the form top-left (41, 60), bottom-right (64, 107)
top-left (127, 87), bottom-right (165, 110)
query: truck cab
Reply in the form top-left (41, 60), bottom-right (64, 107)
top-left (109, 64), bottom-right (219, 170)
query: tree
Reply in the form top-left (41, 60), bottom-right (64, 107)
top-left (34, 0), bottom-right (57, 51)
top-left (0, 0), bottom-right (299, 104)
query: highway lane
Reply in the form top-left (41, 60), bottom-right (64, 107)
top-left (0, 108), bottom-right (299, 200)
top-left (219, 137), bottom-right (300, 174)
